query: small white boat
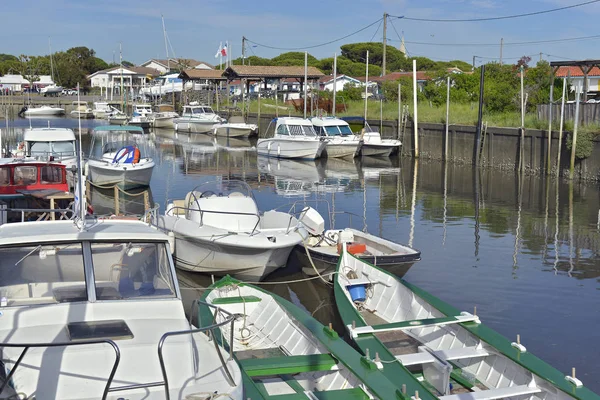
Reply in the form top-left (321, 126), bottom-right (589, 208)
top-left (19, 105), bottom-right (65, 117)
top-left (174, 104), bottom-right (224, 133)
top-left (212, 115), bottom-right (257, 138)
top-left (39, 84), bottom-right (63, 96)
top-left (311, 116), bottom-right (361, 158)
top-left (92, 102), bottom-right (113, 119)
top-left (127, 116), bottom-right (151, 130)
top-left (156, 180), bottom-right (306, 280)
top-left (86, 125), bottom-right (154, 189)
top-left (340, 117), bottom-right (401, 157)
top-left (256, 117), bottom-right (327, 160)
top-left (151, 104), bottom-right (178, 129)
top-left (132, 104), bottom-right (153, 118)
top-left (69, 101), bottom-right (94, 119)
top-left (335, 246), bottom-right (598, 400)
top-left (0, 215), bottom-right (244, 399)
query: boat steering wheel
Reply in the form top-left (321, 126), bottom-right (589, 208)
top-left (199, 190), bottom-right (216, 198)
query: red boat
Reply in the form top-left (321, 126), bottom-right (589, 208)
top-left (0, 161), bottom-right (69, 196)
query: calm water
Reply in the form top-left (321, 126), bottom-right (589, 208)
top-left (5, 118), bottom-right (600, 390)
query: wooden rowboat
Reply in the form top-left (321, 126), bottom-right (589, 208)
top-left (199, 275), bottom-right (410, 400)
top-left (334, 246), bottom-right (600, 400)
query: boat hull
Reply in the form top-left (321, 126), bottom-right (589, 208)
top-left (324, 142), bottom-right (360, 158)
top-left (23, 107), bottom-right (65, 117)
top-left (256, 138), bottom-right (326, 160)
top-left (69, 111), bottom-right (94, 119)
top-left (360, 144), bottom-right (394, 157)
top-left (157, 215), bottom-right (298, 281)
top-left (87, 159), bottom-right (154, 189)
top-left (152, 117), bottom-right (174, 129)
top-left (212, 125), bottom-right (254, 138)
top-left (174, 119), bottom-right (215, 133)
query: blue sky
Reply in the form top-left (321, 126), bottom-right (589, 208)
top-left (1, 0), bottom-right (600, 67)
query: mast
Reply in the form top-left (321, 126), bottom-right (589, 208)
top-left (120, 43), bottom-right (124, 113)
top-left (162, 15), bottom-right (170, 72)
top-left (48, 38), bottom-right (55, 84)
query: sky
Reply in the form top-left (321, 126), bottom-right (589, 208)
top-left (2, 0), bottom-right (600, 68)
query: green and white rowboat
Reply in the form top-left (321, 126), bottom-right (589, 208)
top-left (334, 246), bottom-right (600, 400)
top-left (199, 276), bottom-right (412, 400)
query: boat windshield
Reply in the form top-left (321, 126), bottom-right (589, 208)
top-left (90, 242), bottom-right (176, 300)
top-left (202, 107), bottom-right (215, 114)
top-left (29, 141), bottom-right (76, 159)
top-left (339, 125), bottom-right (353, 135)
top-left (286, 125), bottom-right (317, 137)
top-left (0, 243), bottom-right (85, 306)
top-left (324, 126), bottom-right (342, 136)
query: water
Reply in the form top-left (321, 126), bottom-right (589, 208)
top-left (5, 118), bottom-right (600, 390)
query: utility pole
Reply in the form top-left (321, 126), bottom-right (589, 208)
top-left (382, 12), bottom-right (388, 76)
top-left (242, 36), bottom-right (246, 65)
top-left (472, 56), bottom-right (476, 70)
top-left (499, 38), bottom-right (503, 66)
top-left (540, 52), bottom-right (543, 63)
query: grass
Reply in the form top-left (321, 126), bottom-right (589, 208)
top-left (237, 98), bottom-right (600, 134)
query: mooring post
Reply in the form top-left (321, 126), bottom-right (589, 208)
top-left (475, 65), bottom-right (485, 166)
top-left (547, 82), bottom-right (553, 174)
top-left (557, 78), bottom-right (566, 174)
top-left (570, 86), bottom-right (581, 180)
top-left (412, 59), bottom-right (419, 158)
top-left (445, 76), bottom-right (450, 161)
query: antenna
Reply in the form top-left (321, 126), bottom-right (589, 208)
top-left (162, 15), bottom-right (170, 72)
top-left (75, 82), bottom-right (86, 229)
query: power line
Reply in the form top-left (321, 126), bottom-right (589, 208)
top-left (400, 33), bottom-right (600, 47)
top-left (369, 19), bottom-right (383, 43)
top-left (246, 18), bottom-right (383, 51)
top-left (390, 0), bottom-right (600, 22)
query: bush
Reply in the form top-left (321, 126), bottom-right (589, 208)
top-left (566, 130), bottom-right (599, 160)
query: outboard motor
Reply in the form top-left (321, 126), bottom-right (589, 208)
top-left (298, 207), bottom-right (325, 236)
top-left (18, 106), bottom-right (28, 118)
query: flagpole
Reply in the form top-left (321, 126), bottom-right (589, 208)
top-left (220, 41), bottom-right (223, 70)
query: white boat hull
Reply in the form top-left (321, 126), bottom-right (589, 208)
top-left (87, 159), bottom-right (155, 189)
top-left (23, 106), bottom-right (65, 116)
top-left (69, 111), bottom-right (94, 119)
top-left (157, 213), bottom-right (299, 281)
top-left (256, 138), bottom-right (326, 160)
top-left (152, 116), bottom-right (174, 128)
top-left (174, 119), bottom-right (215, 133)
top-left (325, 142), bottom-right (360, 158)
top-left (361, 144), bottom-right (394, 157)
top-left (212, 123), bottom-right (257, 138)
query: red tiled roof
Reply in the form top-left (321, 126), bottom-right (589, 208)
top-left (555, 66), bottom-right (600, 77)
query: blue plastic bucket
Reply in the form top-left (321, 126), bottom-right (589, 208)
top-left (348, 284), bottom-right (366, 302)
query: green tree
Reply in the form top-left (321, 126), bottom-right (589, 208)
top-left (271, 52), bottom-right (318, 66)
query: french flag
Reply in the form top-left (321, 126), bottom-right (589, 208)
top-left (221, 42), bottom-right (228, 57)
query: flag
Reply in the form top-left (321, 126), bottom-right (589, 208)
top-left (221, 43), bottom-right (228, 57)
top-left (214, 42), bottom-right (222, 58)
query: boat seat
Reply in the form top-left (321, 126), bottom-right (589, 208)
top-left (397, 346), bottom-right (489, 366)
top-left (170, 200), bottom-right (186, 216)
top-left (439, 385), bottom-right (542, 400)
top-left (191, 196), bottom-right (259, 232)
top-left (349, 313), bottom-right (480, 338)
top-left (239, 353), bottom-right (338, 377)
top-left (212, 295), bottom-right (261, 305)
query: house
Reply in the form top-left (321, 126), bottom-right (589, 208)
top-left (318, 75), bottom-right (363, 92)
top-left (0, 74), bottom-right (57, 92)
top-left (555, 66), bottom-right (600, 94)
top-left (140, 58), bottom-right (214, 74)
top-left (87, 66), bottom-right (161, 98)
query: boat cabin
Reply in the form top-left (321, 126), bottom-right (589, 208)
top-left (89, 126), bottom-right (147, 163)
top-left (133, 104), bottom-right (153, 117)
top-left (0, 160), bottom-right (68, 196)
top-left (265, 117), bottom-right (318, 138)
top-left (311, 117), bottom-right (355, 137)
top-left (22, 128), bottom-right (77, 162)
top-left (181, 105), bottom-right (216, 116)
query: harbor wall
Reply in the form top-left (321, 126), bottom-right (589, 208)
top-left (248, 113), bottom-right (600, 181)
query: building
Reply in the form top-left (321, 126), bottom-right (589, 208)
top-left (318, 75), bottom-right (363, 92)
top-left (0, 74), bottom-right (57, 92)
top-left (87, 66), bottom-right (161, 98)
top-left (555, 66), bottom-right (600, 95)
top-left (140, 58), bottom-right (214, 74)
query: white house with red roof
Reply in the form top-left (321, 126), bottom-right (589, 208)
top-left (555, 66), bottom-right (600, 94)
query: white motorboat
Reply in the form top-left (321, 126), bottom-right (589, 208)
top-left (340, 117), bottom-right (401, 157)
top-left (70, 101), bottom-right (94, 119)
top-left (92, 102), bottom-right (113, 119)
top-left (311, 116), bottom-right (361, 158)
top-left (212, 115), bottom-right (257, 138)
top-left (107, 108), bottom-right (128, 125)
top-left (127, 116), bottom-right (151, 130)
top-left (19, 105), bottom-right (65, 117)
top-left (151, 104), bottom-right (178, 129)
top-left (257, 117), bottom-right (327, 160)
top-left (86, 125), bottom-right (154, 189)
top-left (173, 104), bottom-right (224, 133)
top-left (0, 215), bottom-right (244, 399)
top-left (132, 104), bottom-right (153, 118)
top-left (39, 84), bottom-right (63, 97)
top-left (140, 73), bottom-right (184, 97)
top-left (156, 180), bottom-right (307, 281)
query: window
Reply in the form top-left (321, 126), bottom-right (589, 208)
top-left (276, 124), bottom-right (289, 135)
top-left (192, 108), bottom-right (203, 114)
top-left (52, 141), bottom-right (76, 157)
top-left (41, 166), bottom-right (64, 184)
top-left (339, 125), bottom-right (354, 135)
top-left (91, 242), bottom-right (176, 300)
top-left (13, 166), bottom-right (37, 185)
top-left (0, 243), bottom-right (85, 306)
top-left (0, 167), bottom-right (10, 186)
top-left (325, 126), bottom-right (342, 136)
top-left (29, 141), bottom-right (51, 157)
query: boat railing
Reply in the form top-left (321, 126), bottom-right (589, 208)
top-left (158, 300), bottom-right (238, 399)
top-left (0, 207), bottom-right (74, 225)
top-left (0, 338), bottom-right (120, 400)
top-left (29, 150), bottom-right (77, 161)
top-left (168, 205), bottom-right (261, 235)
top-left (189, 179), bottom-right (254, 200)
top-left (273, 200), bottom-right (333, 233)
top-left (329, 210), bottom-right (368, 233)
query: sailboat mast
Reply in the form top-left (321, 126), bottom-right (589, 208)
top-left (49, 38), bottom-right (55, 83)
top-left (120, 43), bottom-right (124, 112)
top-left (162, 15), bottom-right (170, 72)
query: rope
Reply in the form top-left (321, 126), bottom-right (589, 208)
top-left (237, 273), bottom-right (337, 286)
top-left (87, 180), bottom-right (150, 197)
top-left (298, 231), bottom-right (333, 285)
